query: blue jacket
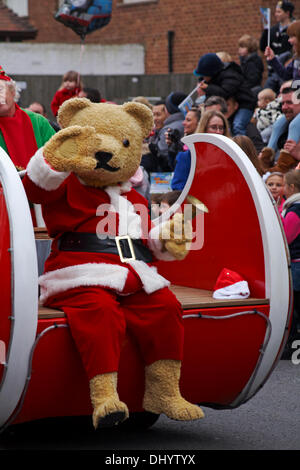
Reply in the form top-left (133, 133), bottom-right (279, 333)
top-left (269, 56), bottom-right (300, 81)
top-left (171, 150), bottom-right (191, 190)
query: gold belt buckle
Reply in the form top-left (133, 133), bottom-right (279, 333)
top-left (115, 235), bottom-right (136, 263)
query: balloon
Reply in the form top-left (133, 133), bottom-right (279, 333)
top-left (54, 0), bottom-right (112, 39)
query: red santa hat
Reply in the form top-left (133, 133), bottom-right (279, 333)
top-left (213, 268), bottom-right (250, 300)
top-left (0, 66), bottom-right (12, 82)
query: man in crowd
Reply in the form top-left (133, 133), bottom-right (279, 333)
top-left (0, 66), bottom-right (55, 170)
top-left (26, 101), bottom-right (60, 132)
top-left (141, 100), bottom-right (168, 173)
top-left (146, 92), bottom-right (186, 172)
top-left (260, 85), bottom-right (300, 172)
top-left (152, 100), bottom-right (168, 131)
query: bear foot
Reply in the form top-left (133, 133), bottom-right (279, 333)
top-left (92, 399), bottom-right (129, 429)
top-left (143, 360), bottom-right (204, 422)
top-left (90, 372), bottom-right (129, 429)
top-left (143, 395), bottom-right (204, 421)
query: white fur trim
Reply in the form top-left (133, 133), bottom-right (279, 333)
top-left (26, 147), bottom-right (70, 191)
top-left (105, 185), bottom-right (142, 239)
top-left (147, 224), bottom-right (176, 261)
top-left (213, 281), bottom-right (250, 299)
top-left (39, 259), bottom-right (170, 302)
top-left (128, 260), bottom-right (170, 294)
top-left (39, 262), bottom-right (128, 303)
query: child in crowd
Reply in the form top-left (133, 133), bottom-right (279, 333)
top-left (254, 88), bottom-right (282, 143)
top-left (158, 191), bottom-right (182, 216)
top-left (257, 88), bottom-right (277, 110)
top-left (150, 191), bottom-right (182, 219)
top-left (51, 70), bottom-right (82, 117)
top-left (265, 172), bottom-right (285, 213)
top-left (238, 34), bottom-right (264, 91)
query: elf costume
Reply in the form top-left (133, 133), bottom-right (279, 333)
top-left (0, 66), bottom-right (55, 169)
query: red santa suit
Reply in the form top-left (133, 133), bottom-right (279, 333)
top-left (23, 148), bottom-right (184, 380)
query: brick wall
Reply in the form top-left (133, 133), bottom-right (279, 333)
top-left (27, 0), bottom-right (300, 75)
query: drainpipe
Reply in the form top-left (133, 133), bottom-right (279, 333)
top-left (167, 30), bottom-right (175, 73)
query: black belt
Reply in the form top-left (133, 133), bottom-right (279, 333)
top-left (57, 232), bottom-right (153, 263)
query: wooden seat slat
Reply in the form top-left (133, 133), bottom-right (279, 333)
top-left (169, 285), bottom-right (269, 309)
top-left (37, 285), bottom-right (269, 320)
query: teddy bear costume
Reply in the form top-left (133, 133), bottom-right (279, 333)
top-left (23, 98), bottom-right (204, 428)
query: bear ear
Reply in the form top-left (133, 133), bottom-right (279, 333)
top-left (57, 98), bottom-right (93, 129)
top-left (122, 102), bottom-right (154, 138)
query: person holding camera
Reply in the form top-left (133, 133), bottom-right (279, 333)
top-left (147, 91), bottom-right (187, 172)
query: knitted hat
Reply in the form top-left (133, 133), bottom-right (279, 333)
top-left (193, 53), bottom-right (223, 77)
top-left (165, 92), bottom-right (187, 114)
top-left (0, 66), bottom-right (11, 82)
top-left (277, 1), bottom-right (294, 15)
top-left (213, 268), bottom-right (250, 300)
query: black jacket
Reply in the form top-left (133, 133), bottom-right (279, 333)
top-left (260, 23), bottom-right (292, 56)
top-left (205, 62), bottom-right (257, 110)
top-left (260, 23), bottom-right (293, 75)
top-left (240, 52), bottom-right (264, 88)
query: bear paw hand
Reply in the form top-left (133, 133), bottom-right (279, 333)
top-left (43, 126), bottom-right (102, 173)
top-left (159, 213), bottom-right (193, 260)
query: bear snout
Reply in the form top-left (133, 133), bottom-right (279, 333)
top-left (94, 151), bottom-right (120, 172)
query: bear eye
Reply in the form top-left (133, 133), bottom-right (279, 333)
top-left (123, 139), bottom-right (130, 147)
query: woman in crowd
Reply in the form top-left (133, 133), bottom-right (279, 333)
top-left (165, 106), bottom-right (201, 171)
top-left (197, 109), bottom-right (231, 136)
top-left (265, 20), bottom-right (300, 83)
top-left (171, 110), bottom-right (230, 190)
top-left (51, 70), bottom-right (82, 118)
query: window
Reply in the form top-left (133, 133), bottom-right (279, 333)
top-left (3, 0), bottom-right (28, 16)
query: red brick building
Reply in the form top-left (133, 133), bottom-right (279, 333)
top-left (27, 0), bottom-right (300, 74)
top-left (1, 0), bottom-right (299, 75)
top-left (0, 0), bottom-right (299, 107)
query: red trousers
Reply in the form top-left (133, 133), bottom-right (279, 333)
top-left (45, 279), bottom-right (184, 380)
